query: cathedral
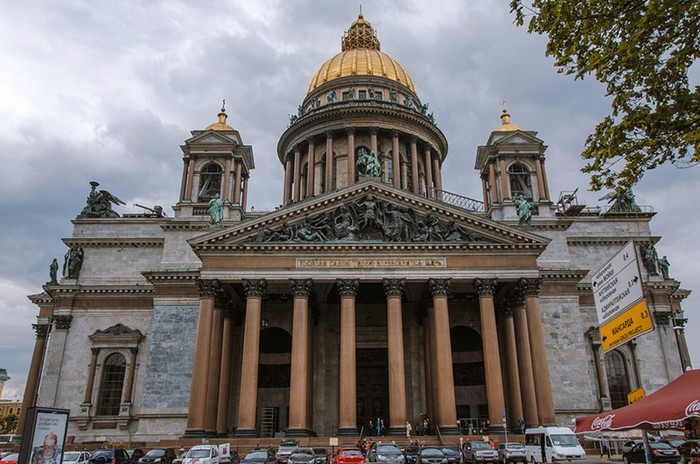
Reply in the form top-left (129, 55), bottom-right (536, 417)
top-left (20, 15), bottom-right (691, 442)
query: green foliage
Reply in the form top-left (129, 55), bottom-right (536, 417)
top-left (0, 413), bottom-right (18, 434)
top-left (510, 0), bottom-right (700, 191)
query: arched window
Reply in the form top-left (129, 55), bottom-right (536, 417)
top-left (198, 162), bottom-right (223, 201)
top-left (96, 352), bottom-right (126, 416)
top-left (508, 163), bottom-right (532, 199)
top-left (605, 350), bottom-right (632, 409)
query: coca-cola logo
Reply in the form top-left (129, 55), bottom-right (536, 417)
top-left (686, 400), bottom-right (700, 417)
top-left (591, 414), bottom-right (615, 430)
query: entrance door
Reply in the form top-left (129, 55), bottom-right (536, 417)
top-left (356, 348), bottom-right (388, 434)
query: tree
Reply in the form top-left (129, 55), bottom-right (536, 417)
top-left (0, 413), bottom-right (18, 434)
top-left (510, 0), bottom-right (700, 191)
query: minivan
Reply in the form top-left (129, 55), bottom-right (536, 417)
top-left (524, 427), bottom-right (586, 463)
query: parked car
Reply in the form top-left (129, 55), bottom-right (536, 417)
top-left (622, 441), bottom-right (644, 454)
top-left (90, 449), bottom-right (132, 464)
top-left (276, 441), bottom-right (300, 464)
top-left (172, 450), bottom-right (188, 464)
top-left (64, 451), bottom-right (92, 464)
top-left (0, 453), bottom-right (18, 464)
top-left (140, 449), bottom-right (177, 464)
top-left (665, 439), bottom-right (687, 450)
top-left (677, 440), bottom-right (700, 464)
top-left (462, 442), bottom-right (498, 464)
top-left (289, 448), bottom-right (316, 464)
top-left (333, 447), bottom-right (365, 464)
top-left (417, 448), bottom-right (447, 464)
top-left (496, 443), bottom-right (526, 464)
top-left (402, 446), bottom-right (421, 464)
top-left (440, 448), bottom-right (460, 464)
top-left (0, 453), bottom-right (13, 461)
top-left (241, 449), bottom-right (276, 464)
top-left (184, 445), bottom-right (220, 464)
top-left (622, 442), bottom-right (680, 464)
top-left (128, 450), bottom-right (146, 463)
top-left (367, 443), bottom-right (406, 464)
top-left (312, 449), bottom-right (329, 464)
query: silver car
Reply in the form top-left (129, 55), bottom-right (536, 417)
top-left (497, 443), bottom-right (526, 464)
top-left (463, 442), bottom-right (498, 464)
top-left (288, 449), bottom-right (316, 464)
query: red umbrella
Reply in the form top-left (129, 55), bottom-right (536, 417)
top-left (575, 369), bottom-right (700, 432)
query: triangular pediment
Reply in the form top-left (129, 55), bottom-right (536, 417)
top-left (487, 130), bottom-right (543, 147)
top-left (185, 130), bottom-right (241, 146)
top-left (189, 181), bottom-right (549, 252)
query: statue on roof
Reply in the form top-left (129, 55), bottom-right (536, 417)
top-left (356, 148), bottom-right (381, 178)
top-left (599, 188), bottom-right (641, 212)
top-left (49, 258), bottom-right (59, 284)
top-left (77, 181), bottom-right (125, 219)
top-left (208, 193), bottom-right (225, 227)
top-left (514, 194), bottom-right (533, 226)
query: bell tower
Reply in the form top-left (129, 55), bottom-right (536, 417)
top-left (174, 103), bottom-right (255, 221)
top-left (475, 105), bottom-right (553, 221)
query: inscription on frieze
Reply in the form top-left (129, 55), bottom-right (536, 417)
top-left (296, 257), bottom-right (446, 268)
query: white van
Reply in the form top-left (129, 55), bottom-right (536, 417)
top-left (525, 426), bottom-right (586, 463)
top-left (183, 445), bottom-right (220, 464)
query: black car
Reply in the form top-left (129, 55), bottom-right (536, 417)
top-left (403, 446), bottom-right (421, 464)
top-left (289, 449), bottom-right (316, 464)
top-left (367, 444), bottom-right (406, 464)
top-left (128, 451), bottom-right (146, 463)
top-left (242, 450), bottom-right (276, 464)
top-left (277, 441), bottom-right (300, 464)
top-left (90, 449), bottom-right (132, 464)
top-left (439, 448), bottom-right (460, 464)
top-left (140, 449), bottom-right (177, 464)
top-left (417, 448), bottom-right (447, 464)
top-left (312, 449), bottom-right (328, 464)
top-left (623, 442), bottom-right (680, 464)
top-left (677, 441), bottom-right (700, 464)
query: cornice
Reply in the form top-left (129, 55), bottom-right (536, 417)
top-left (566, 236), bottom-right (661, 246)
top-left (142, 268), bottom-right (201, 282)
top-left (62, 238), bottom-right (164, 248)
top-left (539, 268), bottom-right (589, 281)
top-left (160, 221), bottom-right (215, 231)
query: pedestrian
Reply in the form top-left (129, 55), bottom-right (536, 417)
top-left (406, 421), bottom-right (412, 438)
top-left (518, 418), bottom-right (526, 435)
top-left (468, 422), bottom-right (474, 436)
top-left (600, 437), bottom-right (611, 459)
top-left (377, 417), bottom-right (382, 436)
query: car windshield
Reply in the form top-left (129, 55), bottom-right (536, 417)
top-left (187, 450), bottom-right (211, 458)
top-left (340, 450), bottom-right (362, 456)
top-left (549, 435), bottom-right (580, 447)
top-left (471, 443), bottom-right (492, 450)
top-left (1, 455), bottom-right (18, 461)
top-left (292, 450), bottom-right (314, 457)
top-left (650, 443), bottom-right (674, 450)
top-left (246, 452), bottom-right (269, 460)
top-left (377, 445), bottom-right (401, 454)
top-left (441, 448), bottom-right (458, 454)
top-left (421, 449), bottom-right (444, 457)
top-left (504, 444), bottom-right (525, 450)
top-left (145, 451), bottom-right (166, 458)
top-left (64, 453), bottom-right (82, 461)
top-left (280, 444), bottom-right (299, 451)
top-left (92, 451), bottom-right (114, 459)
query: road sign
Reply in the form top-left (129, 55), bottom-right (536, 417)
top-left (627, 387), bottom-right (645, 405)
top-left (592, 241), bottom-right (644, 325)
top-left (600, 299), bottom-right (654, 352)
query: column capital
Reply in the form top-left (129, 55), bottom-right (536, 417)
top-left (473, 278), bottom-right (498, 297)
top-left (346, 127), bottom-right (356, 135)
top-left (52, 315), bottom-right (73, 330)
top-left (519, 277), bottom-right (542, 297)
top-left (91, 347), bottom-right (100, 355)
top-left (428, 278), bottom-right (451, 297)
top-left (370, 127), bottom-right (378, 135)
top-left (325, 130), bottom-right (333, 138)
top-left (197, 278), bottom-right (221, 298)
top-left (337, 279), bottom-right (360, 298)
top-left (214, 291), bottom-right (231, 310)
top-left (410, 135), bottom-right (418, 144)
top-left (33, 323), bottom-right (49, 339)
top-left (392, 129), bottom-right (400, 138)
top-left (290, 279), bottom-right (313, 298)
top-left (242, 279), bottom-right (267, 299)
top-left (499, 307), bottom-right (514, 318)
top-left (508, 289), bottom-right (526, 308)
top-left (383, 278), bottom-right (406, 298)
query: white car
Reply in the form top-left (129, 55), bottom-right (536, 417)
top-left (183, 445), bottom-right (220, 464)
top-left (63, 452), bottom-right (91, 464)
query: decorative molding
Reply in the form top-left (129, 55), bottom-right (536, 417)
top-left (33, 323), bottom-right (49, 339)
top-left (383, 278), bottom-right (405, 298)
top-left (429, 278), bottom-right (451, 297)
top-left (653, 311), bottom-right (671, 326)
top-left (89, 323), bottom-right (144, 348)
top-left (242, 279), bottom-right (267, 299)
top-left (63, 238), bottom-right (164, 248)
top-left (196, 279), bottom-right (221, 298)
top-left (473, 278), bottom-right (498, 297)
top-left (519, 277), bottom-right (542, 297)
top-left (290, 279), bottom-right (313, 298)
top-left (337, 279), bottom-right (360, 298)
top-left (52, 315), bottom-right (73, 330)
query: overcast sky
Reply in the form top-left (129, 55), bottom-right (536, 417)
top-left (1, 0), bottom-right (698, 401)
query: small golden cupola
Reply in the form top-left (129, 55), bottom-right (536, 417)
top-left (494, 103), bottom-right (524, 132)
top-left (205, 100), bottom-right (234, 131)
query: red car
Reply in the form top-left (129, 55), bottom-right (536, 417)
top-left (0, 453), bottom-right (18, 464)
top-left (334, 448), bottom-right (365, 464)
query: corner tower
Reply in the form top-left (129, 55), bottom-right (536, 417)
top-left (277, 15), bottom-right (448, 204)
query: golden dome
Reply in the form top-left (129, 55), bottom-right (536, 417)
top-left (205, 101), bottom-right (234, 131)
top-left (494, 104), bottom-right (524, 132)
top-left (306, 15), bottom-right (416, 94)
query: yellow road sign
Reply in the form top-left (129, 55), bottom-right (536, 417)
top-left (627, 387), bottom-right (645, 404)
top-left (600, 299), bottom-right (654, 352)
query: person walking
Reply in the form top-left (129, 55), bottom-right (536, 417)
top-left (600, 437), bottom-right (611, 459)
top-left (406, 421), bottom-right (412, 438)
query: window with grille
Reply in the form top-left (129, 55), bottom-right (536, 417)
top-left (96, 353), bottom-right (126, 416)
top-left (605, 350), bottom-right (632, 409)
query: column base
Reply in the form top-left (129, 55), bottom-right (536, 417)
top-left (234, 428), bottom-right (258, 437)
top-left (182, 428), bottom-right (206, 439)
top-left (285, 428), bottom-right (316, 437)
top-left (438, 425), bottom-right (460, 436)
top-left (388, 426), bottom-right (407, 436)
top-left (337, 427), bottom-right (359, 437)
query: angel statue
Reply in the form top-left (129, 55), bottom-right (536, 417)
top-left (356, 148), bottom-right (381, 178)
top-left (513, 194), bottom-right (533, 226)
top-left (77, 181), bottom-right (126, 219)
top-left (599, 188), bottom-right (641, 212)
